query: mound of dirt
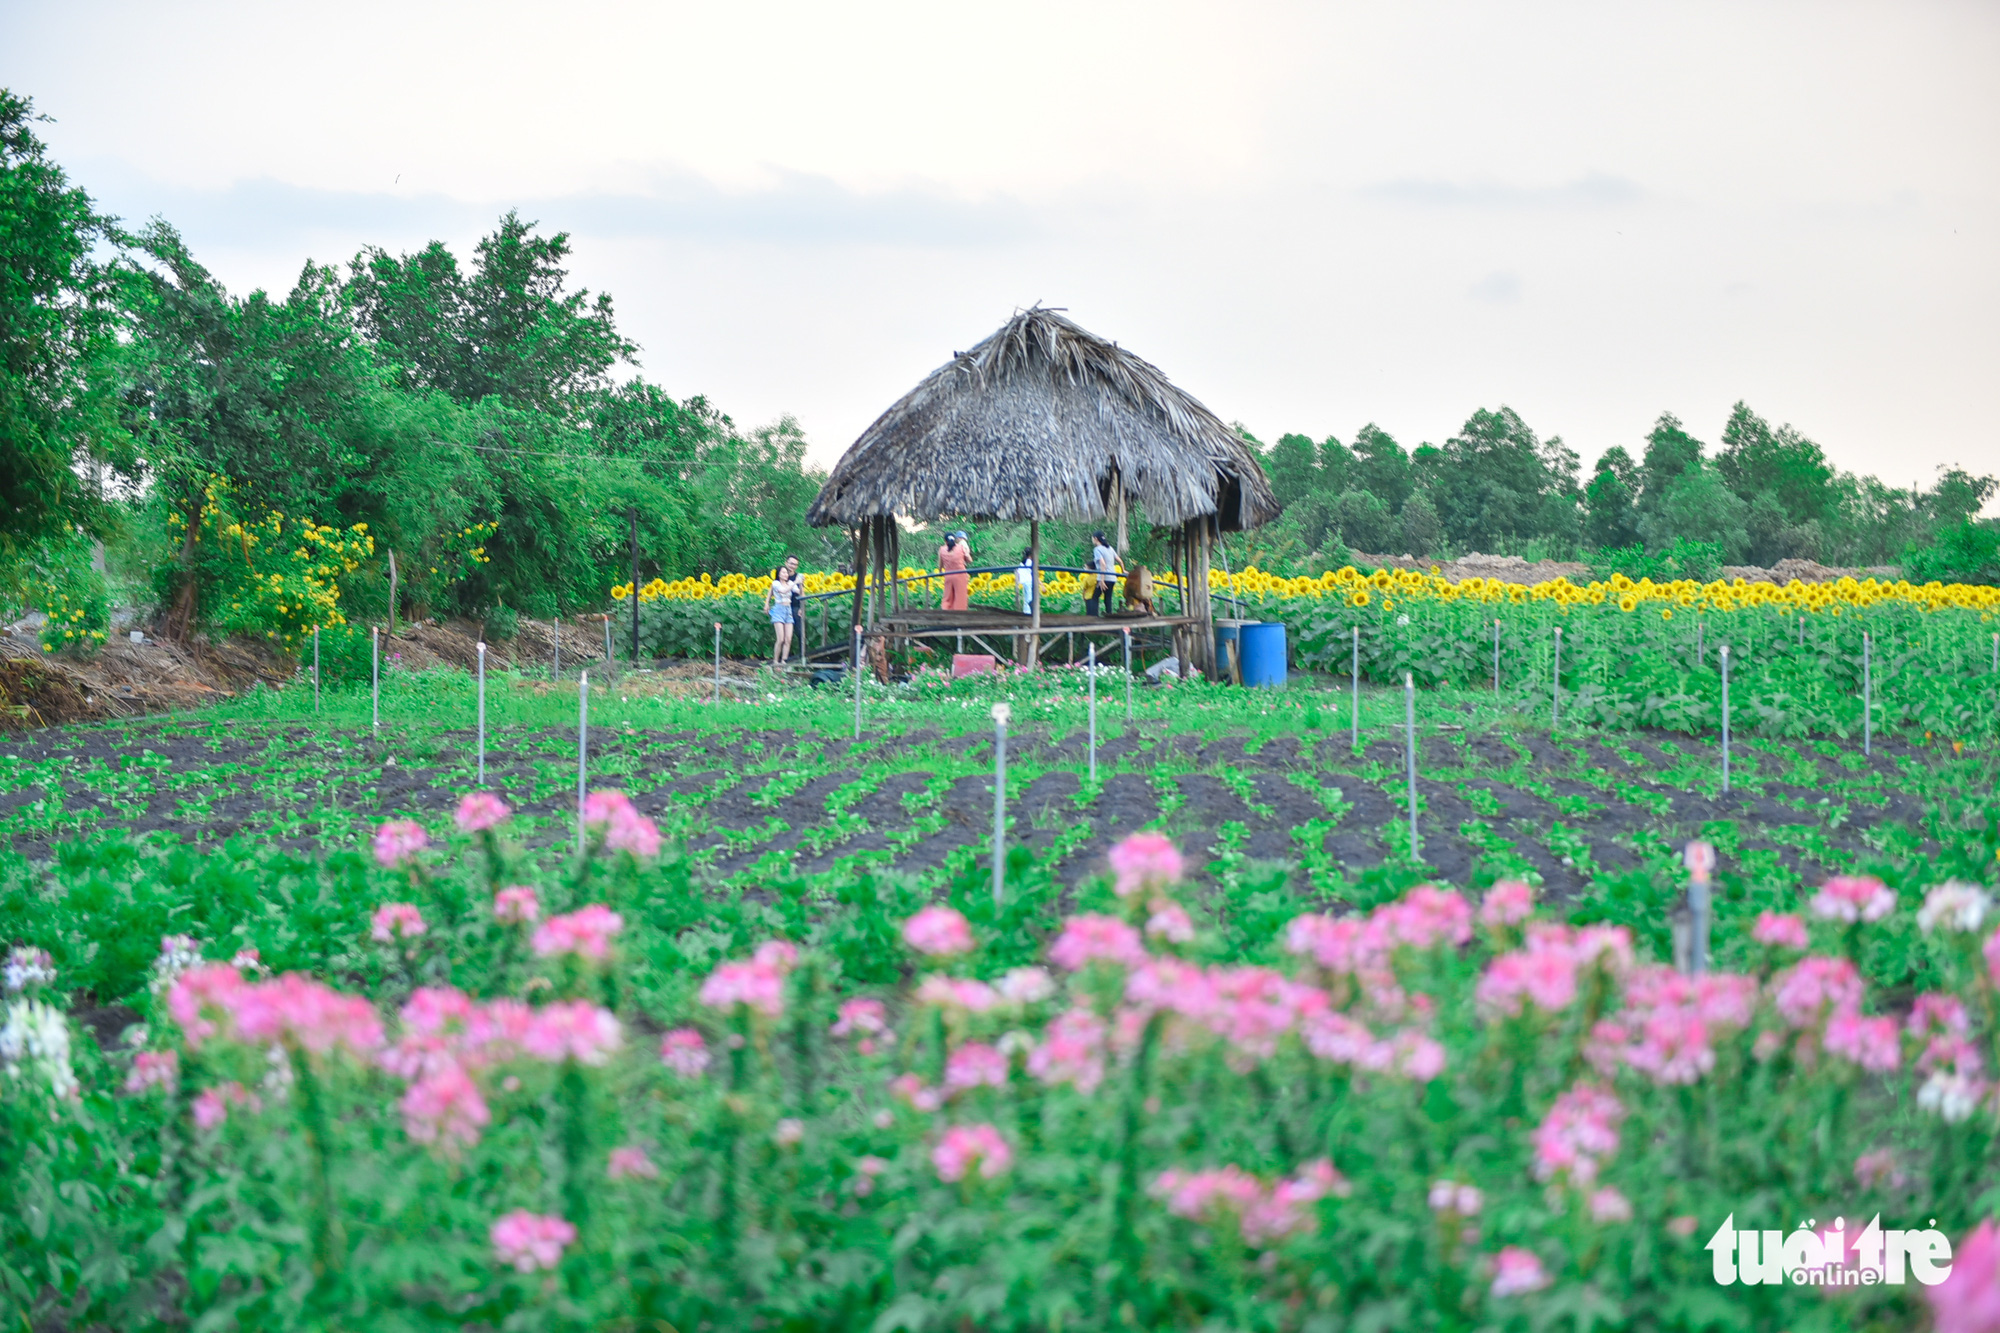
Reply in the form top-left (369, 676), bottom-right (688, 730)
top-left (0, 630), bottom-right (290, 728)
top-left (0, 612), bottom-right (640, 729)
top-left (1350, 551), bottom-right (1594, 584)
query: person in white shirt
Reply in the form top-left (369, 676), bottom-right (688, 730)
top-left (1014, 548), bottom-right (1036, 614)
top-left (1085, 533), bottom-right (1119, 617)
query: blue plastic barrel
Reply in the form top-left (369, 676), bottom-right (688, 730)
top-left (1214, 620), bottom-right (1253, 681)
top-left (1239, 622), bottom-right (1288, 688)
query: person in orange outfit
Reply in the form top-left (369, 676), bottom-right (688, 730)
top-left (938, 531), bottom-right (972, 610)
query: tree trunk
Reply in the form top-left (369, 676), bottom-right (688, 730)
top-left (1028, 520), bottom-right (1042, 670)
top-left (161, 497), bottom-right (202, 643)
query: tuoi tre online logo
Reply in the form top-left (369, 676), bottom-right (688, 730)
top-left (1707, 1214), bottom-right (1953, 1287)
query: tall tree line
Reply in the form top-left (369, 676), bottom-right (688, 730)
top-left (1244, 402), bottom-right (1997, 581)
top-left (0, 89), bottom-right (841, 639)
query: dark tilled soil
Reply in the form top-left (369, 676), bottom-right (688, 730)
top-left (0, 714), bottom-right (1940, 902)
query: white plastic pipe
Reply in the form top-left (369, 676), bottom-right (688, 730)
top-left (576, 669), bottom-right (589, 849)
top-left (1863, 631), bottom-right (1872, 757)
top-left (1350, 625), bottom-right (1360, 750)
top-left (1404, 672), bottom-right (1419, 860)
top-left (852, 630), bottom-right (864, 739)
top-left (1720, 644), bottom-right (1730, 793)
top-left (476, 641), bottom-right (487, 785)
top-left (1552, 626), bottom-right (1562, 730)
top-left (1087, 642), bottom-right (1098, 785)
top-left (714, 622), bottom-right (722, 703)
top-left (313, 626), bottom-right (320, 714)
top-left (1492, 619), bottom-right (1500, 693)
top-left (992, 702), bottom-right (1010, 906)
top-left (371, 626), bottom-right (379, 733)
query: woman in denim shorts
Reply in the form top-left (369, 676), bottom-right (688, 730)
top-left (764, 557), bottom-right (801, 664)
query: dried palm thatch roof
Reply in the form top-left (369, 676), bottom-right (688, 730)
top-left (807, 307), bottom-right (1279, 531)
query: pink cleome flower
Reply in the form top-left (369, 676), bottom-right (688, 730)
top-left (371, 820), bottom-right (428, 868)
top-left (493, 886), bottom-right (541, 924)
top-left (903, 905), bottom-right (976, 956)
top-left (1984, 928), bottom-right (2000, 989)
top-left (168, 963), bottom-right (245, 1046)
top-left (1109, 832), bottom-right (1185, 899)
top-left (889, 1072), bottom-right (944, 1113)
top-left (659, 1027), bottom-right (710, 1076)
top-left (1145, 901), bottom-right (1196, 943)
top-left (1771, 956), bottom-right (1865, 1028)
top-left (944, 1042), bottom-right (1010, 1091)
top-left (1809, 875), bottom-right (1896, 924)
top-left (1927, 1218), bottom-right (2000, 1333)
top-left (832, 998), bottom-right (888, 1038)
top-left (1491, 1246), bottom-right (1552, 1296)
top-left (1479, 880), bottom-right (1536, 928)
top-left (455, 792), bottom-right (510, 833)
top-left (371, 902), bottom-right (427, 944)
top-left (1476, 949), bottom-right (1578, 1019)
top-left (1373, 885), bottom-right (1474, 951)
top-left (1824, 1011), bottom-right (1902, 1073)
top-left (701, 957), bottom-right (788, 1018)
top-left (490, 1210), bottom-right (577, 1273)
top-left (1049, 915), bottom-right (1148, 972)
top-left (191, 1081), bottom-right (259, 1130)
top-left (1588, 1187), bottom-right (1634, 1223)
top-left (399, 1062), bottom-right (491, 1152)
top-left (1751, 911), bottom-right (1810, 950)
top-left (933, 1123), bottom-right (1012, 1182)
top-left (521, 1001), bottom-right (622, 1065)
top-left (229, 973), bottom-right (385, 1056)
top-left (1910, 993), bottom-right (1971, 1039)
top-left (582, 789), bottom-right (662, 859)
top-left (1853, 1148), bottom-right (1902, 1189)
top-left (531, 904), bottom-right (624, 960)
top-left (608, 1146), bottom-right (659, 1181)
top-left (1027, 1008), bottom-right (1109, 1094)
top-left (1532, 1081), bottom-right (1625, 1185)
top-left (124, 1050), bottom-right (179, 1095)
top-left (1283, 912), bottom-right (1386, 975)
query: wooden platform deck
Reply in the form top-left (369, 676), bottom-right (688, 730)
top-left (872, 607), bottom-right (1198, 639)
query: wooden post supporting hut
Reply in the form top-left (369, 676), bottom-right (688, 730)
top-left (807, 307), bottom-right (1278, 680)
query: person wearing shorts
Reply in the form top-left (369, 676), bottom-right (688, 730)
top-left (764, 557), bottom-right (801, 663)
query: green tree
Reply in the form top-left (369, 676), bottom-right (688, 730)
top-left (347, 211), bottom-right (637, 415)
top-left (1333, 489), bottom-right (1393, 552)
top-left (0, 90), bottom-right (134, 572)
top-left (1425, 406), bottom-right (1578, 552)
top-left (1349, 424), bottom-right (1412, 514)
top-left (1638, 413), bottom-right (1704, 506)
top-left (1715, 401), bottom-right (1834, 525)
top-left (1584, 464), bottom-right (1638, 550)
top-left (1638, 465), bottom-right (1749, 562)
top-left (1264, 432), bottom-right (1320, 508)
top-left (1397, 489), bottom-right (1444, 556)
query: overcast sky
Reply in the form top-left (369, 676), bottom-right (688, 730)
top-left (4, 1), bottom-right (1995, 490)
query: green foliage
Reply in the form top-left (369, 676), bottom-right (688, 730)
top-left (0, 91), bottom-right (135, 575)
top-left (16, 528), bottom-right (110, 656)
top-left (1905, 520), bottom-right (2000, 587)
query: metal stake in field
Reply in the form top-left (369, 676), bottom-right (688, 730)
top-left (553, 621), bottom-right (560, 681)
top-left (312, 626), bottom-right (320, 714)
top-left (991, 702), bottom-right (1010, 906)
top-left (1862, 631), bottom-right (1872, 757)
top-left (1492, 619), bottom-right (1501, 693)
top-left (1350, 625), bottom-right (1361, 750)
top-left (1120, 628), bottom-right (1136, 720)
top-left (1992, 631), bottom-right (1997, 676)
top-left (1404, 672), bottom-right (1420, 860)
top-left (476, 641), bottom-right (487, 785)
top-left (576, 668), bottom-right (589, 850)
top-left (1684, 840), bottom-right (1715, 977)
top-left (1696, 614), bottom-right (1703, 665)
top-left (713, 622), bottom-right (722, 704)
top-left (371, 626), bottom-right (380, 733)
top-left (853, 630), bottom-right (864, 739)
top-left (1552, 626), bottom-right (1562, 730)
top-left (1087, 642), bottom-right (1098, 785)
top-left (1719, 643), bottom-right (1731, 793)
top-left (603, 616), bottom-right (613, 677)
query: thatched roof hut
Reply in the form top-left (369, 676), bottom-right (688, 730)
top-left (806, 307), bottom-right (1278, 531)
top-left (810, 307), bottom-right (1276, 678)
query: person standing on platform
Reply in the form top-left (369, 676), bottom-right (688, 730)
top-left (1085, 532), bottom-right (1119, 617)
top-left (763, 556), bottom-right (801, 664)
top-left (1015, 548), bottom-right (1037, 614)
top-left (938, 531), bottom-right (973, 611)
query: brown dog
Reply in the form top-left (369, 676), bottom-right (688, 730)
top-left (1123, 565), bottom-right (1156, 616)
